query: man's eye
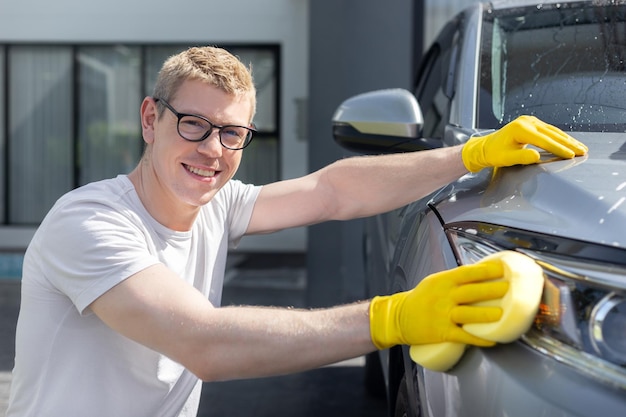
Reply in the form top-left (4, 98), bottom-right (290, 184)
top-left (180, 116), bottom-right (209, 131)
top-left (222, 127), bottom-right (245, 139)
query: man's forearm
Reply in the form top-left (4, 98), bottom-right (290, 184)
top-left (320, 145), bottom-right (466, 221)
top-left (193, 302), bottom-right (375, 382)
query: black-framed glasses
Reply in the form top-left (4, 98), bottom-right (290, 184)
top-left (154, 98), bottom-right (255, 150)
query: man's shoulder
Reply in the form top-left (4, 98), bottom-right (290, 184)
top-left (61, 175), bottom-right (134, 204)
top-left (213, 179), bottom-right (261, 204)
top-left (40, 175), bottom-right (138, 229)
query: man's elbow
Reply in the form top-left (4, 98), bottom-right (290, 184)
top-left (178, 347), bottom-right (239, 383)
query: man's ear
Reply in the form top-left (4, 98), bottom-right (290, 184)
top-left (140, 97), bottom-right (158, 144)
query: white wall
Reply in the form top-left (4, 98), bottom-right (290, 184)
top-left (0, 0), bottom-right (310, 251)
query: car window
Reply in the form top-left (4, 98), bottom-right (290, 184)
top-left (415, 18), bottom-right (462, 140)
top-left (479, 2), bottom-right (626, 132)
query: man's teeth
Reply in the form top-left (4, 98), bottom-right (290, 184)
top-left (187, 165), bottom-right (216, 177)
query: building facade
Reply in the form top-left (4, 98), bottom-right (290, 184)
top-left (0, 0), bottom-right (309, 256)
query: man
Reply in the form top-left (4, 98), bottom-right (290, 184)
top-left (6, 46), bottom-right (587, 417)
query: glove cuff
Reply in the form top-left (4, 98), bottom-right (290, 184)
top-left (461, 137), bottom-right (485, 173)
top-left (369, 294), bottom-right (406, 350)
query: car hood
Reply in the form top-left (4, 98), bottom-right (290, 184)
top-left (433, 132), bottom-right (626, 249)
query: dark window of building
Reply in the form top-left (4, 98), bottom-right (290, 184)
top-left (0, 44), bottom-right (279, 225)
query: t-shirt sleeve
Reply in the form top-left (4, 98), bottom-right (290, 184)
top-left (38, 199), bottom-right (161, 314)
top-left (219, 180), bottom-right (262, 248)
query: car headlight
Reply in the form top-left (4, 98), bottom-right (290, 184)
top-left (446, 223), bottom-right (626, 390)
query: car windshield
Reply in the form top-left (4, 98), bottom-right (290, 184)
top-left (478, 2), bottom-right (626, 132)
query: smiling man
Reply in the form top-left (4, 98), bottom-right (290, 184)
top-left (6, 46), bottom-right (587, 417)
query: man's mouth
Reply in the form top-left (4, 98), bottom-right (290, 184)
top-left (184, 164), bottom-right (216, 178)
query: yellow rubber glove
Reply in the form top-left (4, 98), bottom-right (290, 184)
top-left (408, 251), bottom-right (545, 372)
top-left (369, 262), bottom-right (510, 350)
top-left (462, 115), bottom-right (588, 173)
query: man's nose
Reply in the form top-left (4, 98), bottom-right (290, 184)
top-left (197, 129), bottom-right (223, 156)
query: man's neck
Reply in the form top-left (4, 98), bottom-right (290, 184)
top-left (128, 165), bottom-right (200, 232)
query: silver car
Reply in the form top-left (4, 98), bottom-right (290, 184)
top-left (332, 1), bottom-right (626, 416)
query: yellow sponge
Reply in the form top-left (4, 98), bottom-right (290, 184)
top-left (409, 251), bottom-right (544, 372)
top-left (409, 342), bottom-right (466, 372)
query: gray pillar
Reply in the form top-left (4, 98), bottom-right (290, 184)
top-left (306, 0), bottom-right (415, 308)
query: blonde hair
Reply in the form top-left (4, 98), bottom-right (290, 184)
top-left (153, 46), bottom-right (257, 121)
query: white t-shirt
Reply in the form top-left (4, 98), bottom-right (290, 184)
top-left (6, 175), bottom-right (261, 417)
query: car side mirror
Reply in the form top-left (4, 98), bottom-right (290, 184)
top-left (331, 89), bottom-right (440, 154)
